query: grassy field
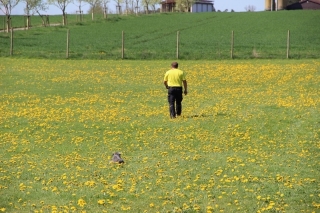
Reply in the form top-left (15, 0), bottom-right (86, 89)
top-left (0, 58), bottom-right (319, 212)
top-left (0, 10), bottom-right (320, 59)
top-left (0, 13), bottom-right (108, 29)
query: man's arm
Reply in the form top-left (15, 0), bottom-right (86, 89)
top-left (164, 81), bottom-right (169, 89)
top-left (183, 80), bottom-right (188, 95)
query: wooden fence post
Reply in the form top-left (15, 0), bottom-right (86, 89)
top-left (122, 31), bottom-right (124, 59)
top-left (176, 31), bottom-right (179, 59)
top-left (286, 30), bottom-right (290, 59)
top-left (24, 16), bottom-right (26, 30)
top-left (66, 29), bottom-right (70, 59)
top-left (27, 16), bottom-right (30, 29)
top-left (24, 16), bottom-right (30, 30)
top-left (10, 27), bottom-right (13, 56)
top-left (46, 15), bottom-right (50, 26)
top-left (6, 16), bottom-right (11, 33)
top-left (104, 10), bottom-right (107, 19)
top-left (231, 30), bottom-right (234, 59)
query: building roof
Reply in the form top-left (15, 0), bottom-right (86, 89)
top-left (286, 0), bottom-right (320, 9)
top-left (300, 0), bottom-right (320, 4)
top-left (161, 0), bottom-right (213, 4)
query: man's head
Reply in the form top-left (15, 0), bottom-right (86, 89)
top-left (171, 62), bottom-right (178, 69)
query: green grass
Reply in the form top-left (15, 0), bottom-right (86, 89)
top-left (0, 58), bottom-right (319, 212)
top-left (0, 13), bottom-right (110, 29)
top-left (0, 10), bottom-right (320, 59)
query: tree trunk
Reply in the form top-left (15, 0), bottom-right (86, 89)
top-left (104, 7), bottom-right (107, 19)
top-left (40, 15), bottom-right (46, 27)
top-left (27, 16), bottom-right (30, 29)
top-left (35, 10), bottom-right (46, 27)
top-left (46, 15), bottom-right (50, 26)
top-left (62, 12), bottom-right (67, 26)
top-left (6, 15), bottom-right (11, 33)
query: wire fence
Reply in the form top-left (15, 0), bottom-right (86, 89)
top-left (1, 14), bottom-right (319, 60)
top-left (2, 30), bottom-right (319, 60)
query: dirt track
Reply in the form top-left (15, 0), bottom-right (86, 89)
top-left (1, 23), bottom-right (61, 33)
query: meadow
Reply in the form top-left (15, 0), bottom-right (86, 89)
top-left (1, 10), bottom-right (320, 60)
top-left (0, 58), bottom-right (319, 212)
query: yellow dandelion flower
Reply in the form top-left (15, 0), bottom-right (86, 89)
top-left (312, 202), bottom-right (320, 208)
top-left (77, 198), bottom-right (86, 207)
top-left (98, 199), bottom-right (105, 205)
top-left (183, 203), bottom-right (190, 210)
top-left (193, 204), bottom-right (201, 211)
top-left (121, 205), bottom-right (131, 211)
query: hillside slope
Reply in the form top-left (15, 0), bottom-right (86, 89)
top-left (0, 11), bottom-right (319, 59)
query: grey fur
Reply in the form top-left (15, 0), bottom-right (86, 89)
top-left (111, 152), bottom-right (124, 163)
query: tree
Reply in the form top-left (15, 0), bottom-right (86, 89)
top-left (149, 0), bottom-right (158, 13)
top-left (84, 0), bottom-right (101, 20)
top-left (245, 5), bottom-right (256, 12)
top-left (74, 0), bottom-right (86, 21)
top-left (87, 2), bottom-right (103, 14)
top-left (101, 0), bottom-right (109, 18)
top-left (175, 0), bottom-right (196, 12)
top-left (134, 0), bottom-right (139, 14)
top-left (123, 0), bottom-right (129, 14)
top-left (48, 0), bottom-right (73, 25)
top-left (113, 0), bottom-right (123, 14)
top-left (124, 0), bottom-right (136, 14)
top-left (24, 0), bottom-right (48, 27)
top-left (141, 0), bottom-right (151, 13)
top-left (0, 0), bottom-right (20, 32)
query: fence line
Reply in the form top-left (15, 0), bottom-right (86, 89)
top-left (287, 30), bottom-right (290, 59)
top-left (122, 31), bottom-right (125, 59)
top-left (231, 31), bottom-right (234, 59)
top-left (10, 28), bottom-right (13, 56)
top-left (66, 29), bottom-right (70, 59)
top-left (3, 29), bottom-right (319, 60)
top-left (176, 31), bottom-right (180, 59)
top-left (0, 14), bottom-right (318, 60)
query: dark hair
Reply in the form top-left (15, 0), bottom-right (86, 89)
top-left (171, 62), bottom-right (178, 68)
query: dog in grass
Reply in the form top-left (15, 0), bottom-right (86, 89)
top-left (110, 152), bottom-right (124, 164)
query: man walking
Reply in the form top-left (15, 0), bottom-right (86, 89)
top-left (163, 62), bottom-right (188, 119)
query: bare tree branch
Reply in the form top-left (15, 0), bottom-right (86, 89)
top-left (245, 5), bottom-right (256, 12)
top-left (48, 0), bottom-right (73, 25)
top-left (0, 0), bottom-right (20, 31)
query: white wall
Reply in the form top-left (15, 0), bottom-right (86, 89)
top-left (191, 3), bottom-right (213, 12)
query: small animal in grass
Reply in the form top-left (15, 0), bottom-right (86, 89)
top-left (111, 152), bottom-right (124, 164)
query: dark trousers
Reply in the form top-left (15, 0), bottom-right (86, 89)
top-left (168, 87), bottom-right (183, 118)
